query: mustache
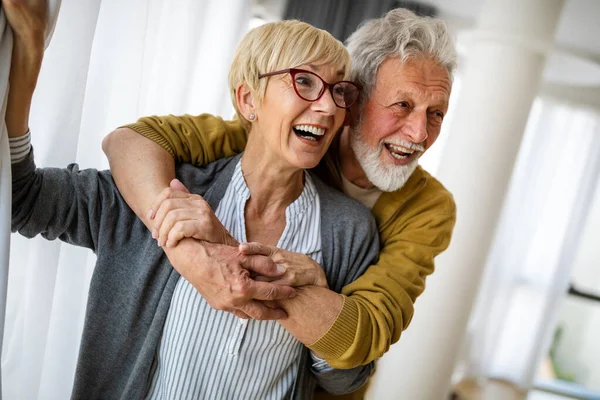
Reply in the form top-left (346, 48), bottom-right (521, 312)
top-left (380, 139), bottom-right (425, 152)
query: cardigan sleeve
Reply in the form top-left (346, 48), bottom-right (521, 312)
top-left (121, 113), bottom-right (248, 164)
top-left (11, 149), bottom-right (133, 252)
top-left (308, 185), bottom-right (457, 369)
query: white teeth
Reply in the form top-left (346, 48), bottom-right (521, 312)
top-left (294, 124), bottom-right (325, 136)
top-left (389, 151), bottom-right (408, 160)
top-left (387, 143), bottom-right (415, 154)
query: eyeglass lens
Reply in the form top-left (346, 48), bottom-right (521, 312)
top-left (292, 71), bottom-right (358, 108)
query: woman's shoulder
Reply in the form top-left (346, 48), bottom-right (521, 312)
top-left (175, 155), bottom-right (241, 195)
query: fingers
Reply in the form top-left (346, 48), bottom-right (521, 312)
top-left (148, 187), bottom-right (197, 221)
top-left (156, 207), bottom-right (204, 245)
top-left (245, 280), bottom-right (296, 301)
top-left (239, 301), bottom-right (287, 320)
top-left (239, 242), bottom-right (276, 257)
top-left (231, 310), bottom-right (251, 319)
top-left (241, 254), bottom-right (284, 277)
top-left (164, 220), bottom-right (205, 247)
top-left (150, 192), bottom-right (213, 244)
top-left (169, 178), bottom-right (190, 193)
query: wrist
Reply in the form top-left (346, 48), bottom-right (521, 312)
top-left (12, 28), bottom-right (45, 54)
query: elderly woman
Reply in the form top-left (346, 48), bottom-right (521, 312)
top-left (5, 3), bottom-right (377, 399)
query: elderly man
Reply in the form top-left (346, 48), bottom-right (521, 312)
top-left (104, 7), bottom-right (457, 386)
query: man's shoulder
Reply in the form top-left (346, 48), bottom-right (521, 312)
top-left (394, 165), bottom-right (455, 215)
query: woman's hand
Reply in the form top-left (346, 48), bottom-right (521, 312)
top-left (239, 242), bottom-right (328, 289)
top-left (149, 179), bottom-right (239, 248)
top-left (3, 0), bottom-right (47, 137)
top-left (2, 0), bottom-right (47, 49)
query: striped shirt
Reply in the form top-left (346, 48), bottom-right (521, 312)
top-left (146, 159), bottom-right (323, 400)
top-left (8, 131), bottom-right (31, 163)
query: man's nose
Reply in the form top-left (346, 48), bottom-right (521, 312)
top-left (404, 110), bottom-right (428, 144)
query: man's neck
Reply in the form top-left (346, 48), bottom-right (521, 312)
top-left (338, 128), bottom-right (376, 190)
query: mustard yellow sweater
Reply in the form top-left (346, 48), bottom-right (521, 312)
top-left (124, 114), bottom-right (456, 369)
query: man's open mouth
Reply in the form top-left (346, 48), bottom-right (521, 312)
top-left (293, 125), bottom-right (326, 142)
top-left (385, 143), bottom-right (417, 160)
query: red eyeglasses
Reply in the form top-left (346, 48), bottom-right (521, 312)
top-left (258, 68), bottom-right (361, 109)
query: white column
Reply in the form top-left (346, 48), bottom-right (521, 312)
top-left (367, 0), bottom-right (565, 398)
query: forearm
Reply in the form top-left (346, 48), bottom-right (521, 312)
top-left (275, 286), bottom-right (343, 350)
top-left (103, 128), bottom-right (175, 227)
top-left (6, 36), bottom-right (44, 138)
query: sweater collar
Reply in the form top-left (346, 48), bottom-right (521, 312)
top-left (372, 165), bottom-right (427, 230)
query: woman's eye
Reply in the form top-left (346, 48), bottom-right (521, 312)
top-left (333, 86), bottom-right (345, 96)
top-left (396, 102), bottom-right (409, 108)
top-left (295, 77), bottom-right (313, 87)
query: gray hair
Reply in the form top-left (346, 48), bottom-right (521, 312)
top-left (346, 8), bottom-right (457, 105)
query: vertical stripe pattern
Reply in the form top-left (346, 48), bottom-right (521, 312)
top-left (146, 159), bottom-right (322, 400)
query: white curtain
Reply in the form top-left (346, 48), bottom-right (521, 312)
top-left (0, 9), bottom-right (14, 398)
top-left (1, 0), bottom-right (251, 398)
top-left (455, 98), bottom-right (600, 389)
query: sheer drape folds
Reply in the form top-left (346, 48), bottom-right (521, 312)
top-left (0, 9), bottom-right (14, 398)
top-left (457, 99), bottom-right (600, 389)
top-left (1, 0), bottom-right (250, 399)
top-left (283, 0), bottom-right (436, 42)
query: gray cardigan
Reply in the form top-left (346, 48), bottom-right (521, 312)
top-left (11, 151), bottom-right (379, 399)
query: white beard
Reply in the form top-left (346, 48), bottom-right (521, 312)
top-left (350, 127), bottom-right (419, 192)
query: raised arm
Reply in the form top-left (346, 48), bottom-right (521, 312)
top-left (4, 0), bottom-right (46, 139)
top-left (102, 114), bottom-right (248, 225)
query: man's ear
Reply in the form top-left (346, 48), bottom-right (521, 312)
top-left (235, 83), bottom-right (257, 121)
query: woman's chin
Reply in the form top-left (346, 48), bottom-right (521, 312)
top-left (287, 155), bottom-right (321, 170)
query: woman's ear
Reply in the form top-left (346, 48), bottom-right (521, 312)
top-left (235, 83), bottom-right (257, 122)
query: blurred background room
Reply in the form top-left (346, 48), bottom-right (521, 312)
top-left (1, 0), bottom-right (599, 399)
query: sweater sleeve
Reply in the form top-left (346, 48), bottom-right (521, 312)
top-left (121, 113), bottom-right (248, 165)
top-left (308, 187), bottom-right (457, 369)
top-left (11, 149), bottom-right (131, 252)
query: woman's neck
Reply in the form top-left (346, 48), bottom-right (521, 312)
top-left (241, 139), bottom-right (305, 216)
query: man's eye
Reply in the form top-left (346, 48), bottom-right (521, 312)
top-left (396, 102), bottom-right (409, 108)
top-left (434, 111), bottom-right (445, 119)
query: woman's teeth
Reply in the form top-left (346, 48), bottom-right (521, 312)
top-left (293, 125), bottom-right (326, 141)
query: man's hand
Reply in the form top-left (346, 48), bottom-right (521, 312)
top-left (239, 242), bottom-right (328, 288)
top-left (163, 240), bottom-right (295, 320)
top-left (268, 286), bottom-right (343, 346)
top-left (149, 179), bottom-right (238, 248)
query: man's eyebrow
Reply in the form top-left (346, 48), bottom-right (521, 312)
top-left (395, 89), bottom-right (449, 108)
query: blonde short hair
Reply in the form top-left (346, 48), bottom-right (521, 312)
top-left (228, 20), bottom-right (351, 130)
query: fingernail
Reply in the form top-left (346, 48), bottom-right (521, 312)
top-left (147, 209), bottom-right (154, 220)
top-left (151, 229), bottom-right (158, 239)
top-left (276, 264), bottom-right (286, 273)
